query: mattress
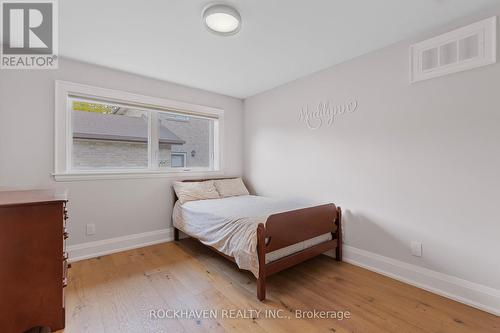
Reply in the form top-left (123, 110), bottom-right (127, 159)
top-left (172, 195), bottom-right (331, 277)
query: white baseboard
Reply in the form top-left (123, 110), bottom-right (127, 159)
top-left (67, 228), bottom-right (173, 263)
top-left (337, 245), bottom-right (500, 316)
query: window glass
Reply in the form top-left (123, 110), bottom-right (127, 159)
top-left (72, 100), bottom-right (149, 170)
top-left (157, 112), bottom-right (214, 169)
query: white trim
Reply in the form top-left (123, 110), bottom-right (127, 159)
top-left (54, 80), bottom-right (224, 179)
top-left (53, 170), bottom-right (224, 182)
top-left (56, 80), bottom-right (224, 118)
top-left (67, 228), bottom-right (174, 263)
top-left (335, 245), bottom-right (500, 316)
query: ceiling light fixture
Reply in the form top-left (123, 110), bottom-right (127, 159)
top-left (202, 4), bottom-right (241, 36)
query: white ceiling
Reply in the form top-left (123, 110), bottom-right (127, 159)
top-left (60, 0), bottom-right (499, 98)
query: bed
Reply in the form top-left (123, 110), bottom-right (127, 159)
top-left (172, 178), bottom-right (342, 301)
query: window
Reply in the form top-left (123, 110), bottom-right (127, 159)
top-left (55, 81), bottom-right (223, 180)
top-left (170, 152), bottom-right (187, 168)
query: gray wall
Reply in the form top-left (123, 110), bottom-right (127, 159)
top-left (0, 57), bottom-right (244, 245)
top-left (244, 11), bottom-right (500, 292)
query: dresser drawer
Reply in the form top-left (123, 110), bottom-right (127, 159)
top-left (0, 194), bottom-right (68, 333)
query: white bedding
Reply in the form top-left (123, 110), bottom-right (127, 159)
top-left (172, 195), bottom-right (331, 277)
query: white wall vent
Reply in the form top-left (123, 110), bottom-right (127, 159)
top-left (410, 16), bottom-right (497, 83)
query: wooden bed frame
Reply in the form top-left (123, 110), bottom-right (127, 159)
top-left (172, 178), bottom-right (342, 301)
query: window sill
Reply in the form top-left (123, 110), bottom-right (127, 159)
top-left (53, 169), bottom-right (224, 182)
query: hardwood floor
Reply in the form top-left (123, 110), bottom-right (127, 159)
top-left (61, 239), bottom-right (500, 333)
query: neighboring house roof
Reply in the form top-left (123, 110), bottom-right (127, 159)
top-left (72, 111), bottom-right (185, 145)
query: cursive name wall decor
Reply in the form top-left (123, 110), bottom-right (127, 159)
top-left (298, 100), bottom-right (358, 130)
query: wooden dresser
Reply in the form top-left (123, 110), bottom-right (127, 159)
top-left (0, 190), bottom-right (69, 333)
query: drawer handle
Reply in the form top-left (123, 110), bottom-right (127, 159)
top-left (63, 252), bottom-right (68, 261)
top-left (63, 231), bottom-right (69, 239)
top-left (63, 277), bottom-right (68, 288)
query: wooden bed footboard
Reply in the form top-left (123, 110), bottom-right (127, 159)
top-left (256, 204), bottom-right (342, 300)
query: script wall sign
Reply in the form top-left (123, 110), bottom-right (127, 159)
top-left (298, 100), bottom-right (358, 130)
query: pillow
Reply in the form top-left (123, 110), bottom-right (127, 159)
top-left (214, 178), bottom-right (249, 198)
top-left (173, 180), bottom-right (220, 205)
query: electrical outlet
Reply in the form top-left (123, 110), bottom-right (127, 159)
top-left (86, 223), bottom-right (96, 236)
top-left (411, 241), bottom-right (422, 257)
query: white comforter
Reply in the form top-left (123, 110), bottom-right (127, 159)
top-left (172, 195), bottom-right (330, 277)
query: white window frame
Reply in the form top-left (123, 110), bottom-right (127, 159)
top-left (54, 80), bottom-right (224, 181)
